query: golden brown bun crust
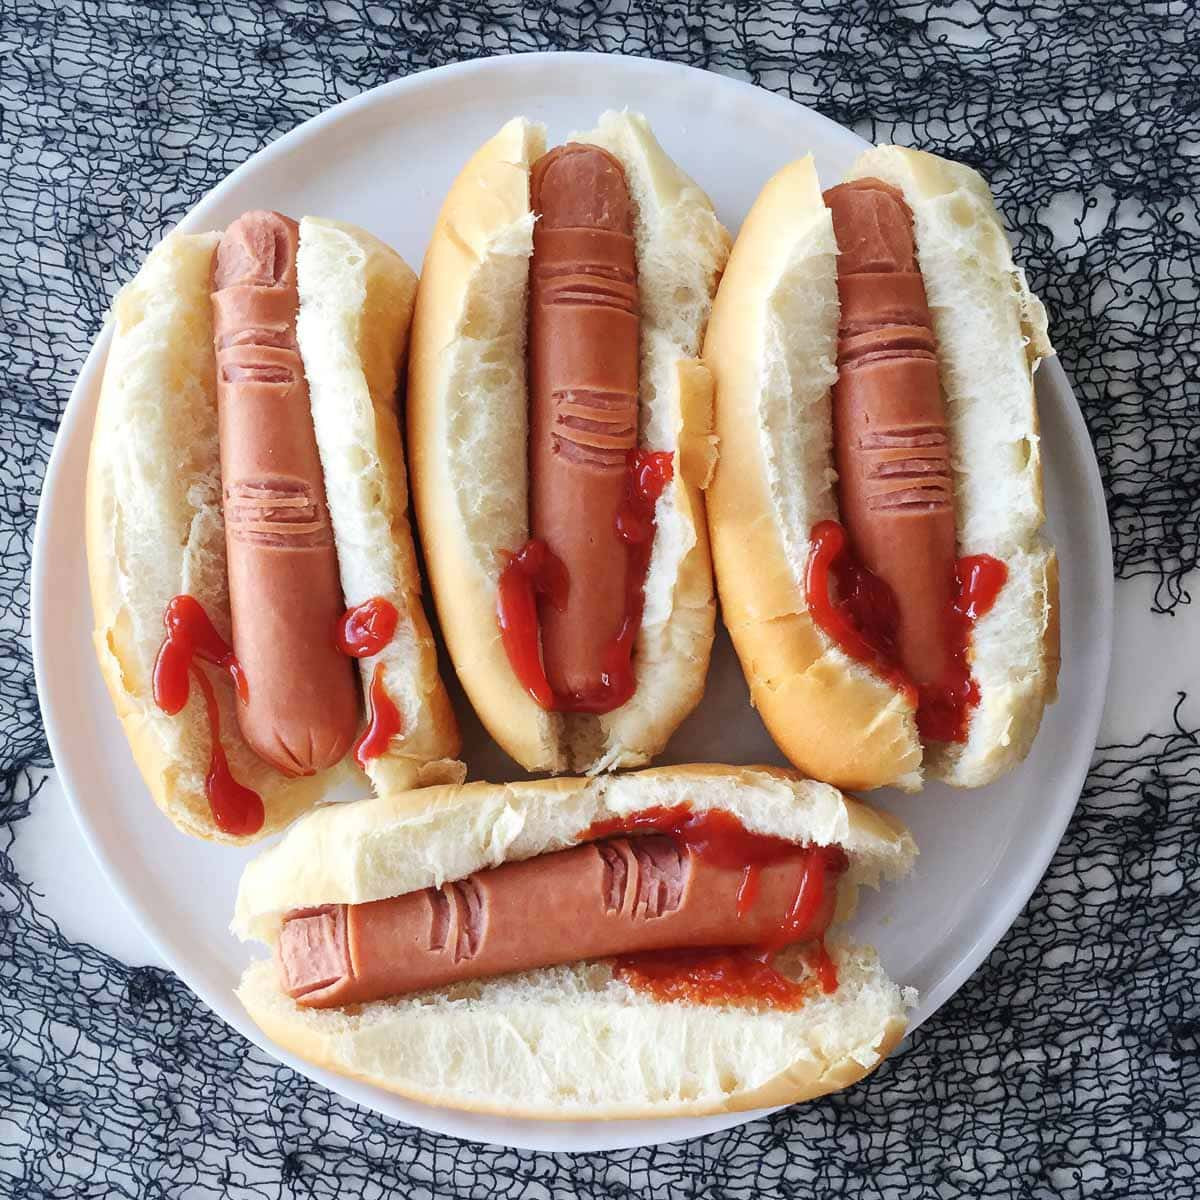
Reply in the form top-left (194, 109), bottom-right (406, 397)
top-left (233, 765), bottom-right (917, 1119)
top-left (406, 117), bottom-right (561, 772)
top-left (852, 146), bottom-right (1058, 788)
top-left (702, 158), bottom-right (921, 792)
top-left (704, 148), bottom-right (1058, 791)
top-left (233, 762), bottom-right (916, 937)
top-left (87, 221), bottom-right (459, 843)
top-left (407, 113), bottom-right (729, 774)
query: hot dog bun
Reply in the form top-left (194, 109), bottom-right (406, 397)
top-left (704, 148), bottom-right (1058, 792)
top-left (233, 764), bottom-right (916, 1119)
top-left (408, 113), bottom-right (730, 774)
top-left (297, 219), bottom-right (462, 796)
top-left (87, 219), bottom-right (463, 844)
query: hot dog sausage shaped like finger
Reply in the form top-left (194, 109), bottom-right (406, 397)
top-left (824, 180), bottom-right (958, 691)
top-left (211, 211), bottom-right (359, 776)
top-left (528, 144), bottom-right (641, 701)
top-left (277, 835), bottom-right (839, 1008)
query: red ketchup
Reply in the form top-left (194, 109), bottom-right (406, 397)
top-left (153, 594), bottom-right (248, 711)
top-left (916, 555), bottom-right (1008, 742)
top-left (735, 866), bottom-right (761, 920)
top-left (152, 595), bottom-right (262, 836)
top-left (805, 521), bottom-right (915, 705)
top-left (496, 449), bottom-right (674, 715)
top-left (495, 540), bottom-right (568, 710)
top-left (334, 597), bottom-right (403, 768)
top-left (805, 520), bottom-right (1007, 743)
top-left (809, 940), bottom-right (839, 995)
top-left (353, 662), bottom-right (403, 767)
top-left (582, 806), bottom-right (849, 1009)
top-left (336, 597), bottom-right (399, 658)
top-left (188, 669), bottom-right (264, 837)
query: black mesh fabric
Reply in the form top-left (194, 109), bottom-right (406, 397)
top-left (2, 2), bottom-right (1198, 1196)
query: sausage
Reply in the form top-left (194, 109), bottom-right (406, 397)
top-left (528, 145), bottom-right (640, 700)
top-left (211, 211), bottom-right (359, 775)
top-left (824, 180), bottom-right (958, 690)
top-left (277, 835), bottom-right (838, 1008)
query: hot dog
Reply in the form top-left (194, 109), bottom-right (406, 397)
top-left (704, 148), bottom-right (1059, 792)
top-left (233, 765), bottom-right (917, 1119)
top-left (211, 211), bottom-right (359, 775)
top-left (528, 144), bottom-right (640, 701)
top-left (88, 218), bottom-right (462, 842)
top-left (824, 181), bottom-right (957, 692)
top-left (408, 112), bottom-right (730, 773)
top-left (278, 833), bottom-right (841, 1008)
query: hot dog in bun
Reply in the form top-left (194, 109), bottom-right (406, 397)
top-left (407, 112), bottom-right (731, 774)
top-left (233, 765), bottom-right (916, 1118)
top-left (704, 148), bottom-right (1059, 792)
top-left (87, 215), bottom-right (462, 842)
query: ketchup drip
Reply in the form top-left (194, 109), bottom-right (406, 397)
top-left (152, 595), bottom-right (262, 836)
top-left (916, 555), bottom-right (1008, 743)
top-left (805, 522), bottom-right (915, 705)
top-left (496, 540), bottom-right (568, 710)
top-left (583, 805), bottom-right (849, 1008)
top-left (591, 449), bottom-right (675, 713)
top-left (766, 840), bottom-right (832, 952)
top-left (584, 805), bottom-right (846, 876)
top-left (336, 597), bottom-right (399, 658)
top-left (189, 668), bottom-right (264, 837)
top-left (805, 520), bottom-right (1008, 743)
top-left (735, 866), bottom-right (761, 920)
top-left (335, 598), bottom-right (404, 767)
top-left (614, 947), bottom-right (813, 1009)
top-left (353, 662), bottom-right (404, 767)
top-left (496, 450), bottom-right (674, 715)
top-left (153, 594), bottom-right (248, 711)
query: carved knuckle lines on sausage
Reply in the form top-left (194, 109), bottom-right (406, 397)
top-left (277, 836), bottom-right (835, 1009)
top-left (528, 145), bottom-right (641, 698)
top-left (211, 210), bottom-right (359, 776)
top-left (825, 180), bottom-right (958, 688)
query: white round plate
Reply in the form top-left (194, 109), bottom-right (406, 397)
top-left (32, 52), bottom-right (1113, 1152)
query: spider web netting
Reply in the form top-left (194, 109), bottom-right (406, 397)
top-left (1, 2), bottom-right (1197, 1196)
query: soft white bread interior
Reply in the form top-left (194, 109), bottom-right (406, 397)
top-left (296, 217), bottom-right (463, 794)
top-left (234, 764), bottom-right (916, 936)
top-left (87, 221), bottom-right (459, 843)
top-left (87, 231), bottom-right (336, 842)
top-left (703, 157), bottom-right (922, 793)
top-left (407, 112), bottom-right (730, 775)
top-left (237, 940), bottom-right (907, 1121)
top-left (406, 118), bottom-right (554, 770)
top-left (234, 765), bottom-right (916, 1118)
top-left (703, 148), bottom-right (1058, 792)
top-left (845, 147), bottom-right (1058, 787)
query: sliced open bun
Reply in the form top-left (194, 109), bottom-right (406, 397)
top-left (86, 220), bottom-right (462, 844)
top-left (704, 148), bottom-right (1058, 792)
top-left (234, 765), bottom-right (916, 1119)
top-left (407, 113), bottom-right (730, 774)
top-left (296, 218), bottom-right (462, 795)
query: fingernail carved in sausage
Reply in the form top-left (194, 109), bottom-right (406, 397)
top-left (278, 834), bottom-right (842, 1008)
top-left (808, 180), bottom-right (1011, 743)
top-left (527, 145), bottom-right (642, 701)
top-left (823, 180), bottom-right (958, 693)
top-left (211, 211), bottom-right (359, 776)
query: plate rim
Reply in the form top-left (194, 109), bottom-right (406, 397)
top-left (31, 49), bottom-right (1114, 1152)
